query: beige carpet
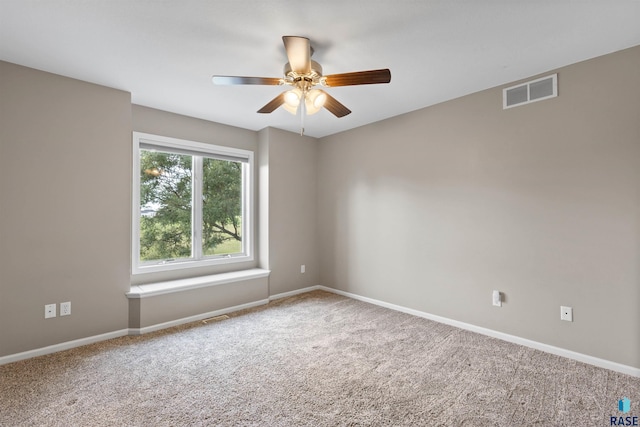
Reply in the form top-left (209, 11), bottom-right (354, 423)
top-left (1, 290), bottom-right (638, 426)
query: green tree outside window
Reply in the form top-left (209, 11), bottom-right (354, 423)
top-left (139, 150), bottom-right (242, 262)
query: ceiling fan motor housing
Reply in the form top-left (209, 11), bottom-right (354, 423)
top-left (284, 60), bottom-right (323, 87)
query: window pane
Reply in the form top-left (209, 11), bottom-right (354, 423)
top-left (202, 157), bottom-right (242, 256)
top-left (139, 150), bottom-right (193, 262)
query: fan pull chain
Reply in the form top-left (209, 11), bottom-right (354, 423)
top-left (300, 96), bottom-right (305, 136)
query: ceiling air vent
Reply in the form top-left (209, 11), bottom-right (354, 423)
top-left (503, 73), bottom-right (557, 109)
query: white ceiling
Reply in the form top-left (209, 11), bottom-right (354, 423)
top-left (1, 1), bottom-right (639, 138)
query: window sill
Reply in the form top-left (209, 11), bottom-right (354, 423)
top-left (132, 254), bottom-right (254, 275)
top-left (126, 268), bottom-right (270, 299)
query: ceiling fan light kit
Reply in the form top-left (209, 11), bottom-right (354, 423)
top-left (212, 36), bottom-right (391, 133)
top-left (305, 89), bottom-right (327, 115)
top-left (284, 87), bottom-right (302, 108)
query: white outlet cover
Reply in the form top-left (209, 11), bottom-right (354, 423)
top-left (560, 306), bottom-right (573, 322)
top-left (45, 303), bottom-right (56, 319)
top-left (60, 301), bottom-right (71, 316)
top-left (492, 290), bottom-right (502, 307)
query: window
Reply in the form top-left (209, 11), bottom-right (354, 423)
top-left (132, 132), bottom-right (253, 274)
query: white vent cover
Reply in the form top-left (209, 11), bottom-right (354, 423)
top-left (503, 74), bottom-right (557, 109)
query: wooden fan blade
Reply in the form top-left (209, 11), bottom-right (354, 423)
top-left (212, 76), bottom-right (281, 85)
top-left (324, 69), bottom-right (391, 87)
top-left (282, 36), bottom-right (311, 74)
top-left (257, 92), bottom-right (286, 114)
top-left (322, 92), bottom-right (351, 118)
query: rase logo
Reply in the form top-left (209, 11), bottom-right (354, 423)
top-left (611, 397), bottom-right (638, 426)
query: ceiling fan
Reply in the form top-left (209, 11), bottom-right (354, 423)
top-left (212, 36), bottom-right (391, 121)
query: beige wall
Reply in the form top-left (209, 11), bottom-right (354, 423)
top-left (0, 61), bottom-right (132, 356)
top-left (260, 128), bottom-right (319, 295)
top-left (317, 46), bottom-right (640, 368)
top-left (0, 64), bottom-right (319, 355)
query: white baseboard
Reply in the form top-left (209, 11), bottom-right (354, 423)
top-left (143, 285), bottom-right (327, 331)
top-left (0, 329), bottom-right (130, 366)
top-left (128, 298), bottom-right (270, 335)
top-left (269, 285), bottom-right (321, 302)
top-left (318, 286), bottom-right (640, 378)
top-left (0, 287), bottom-right (319, 365)
top-left (0, 299), bottom-right (270, 365)
top-left (4, 286), bottom-right (638, 378)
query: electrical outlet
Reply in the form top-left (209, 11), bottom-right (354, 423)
top-left (301, 264), bottom-right (306, 274)
top-left (560, 306), bottom-right (573, 322)
top-left (492, 290), bottom-right (502, 307)
top-left (60, 301), bottom-right (71, 316)
top-left (45, 304), bottom-right (56, 319)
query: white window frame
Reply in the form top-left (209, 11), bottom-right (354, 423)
top-left (132, 132), bottom-right (254, 274)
